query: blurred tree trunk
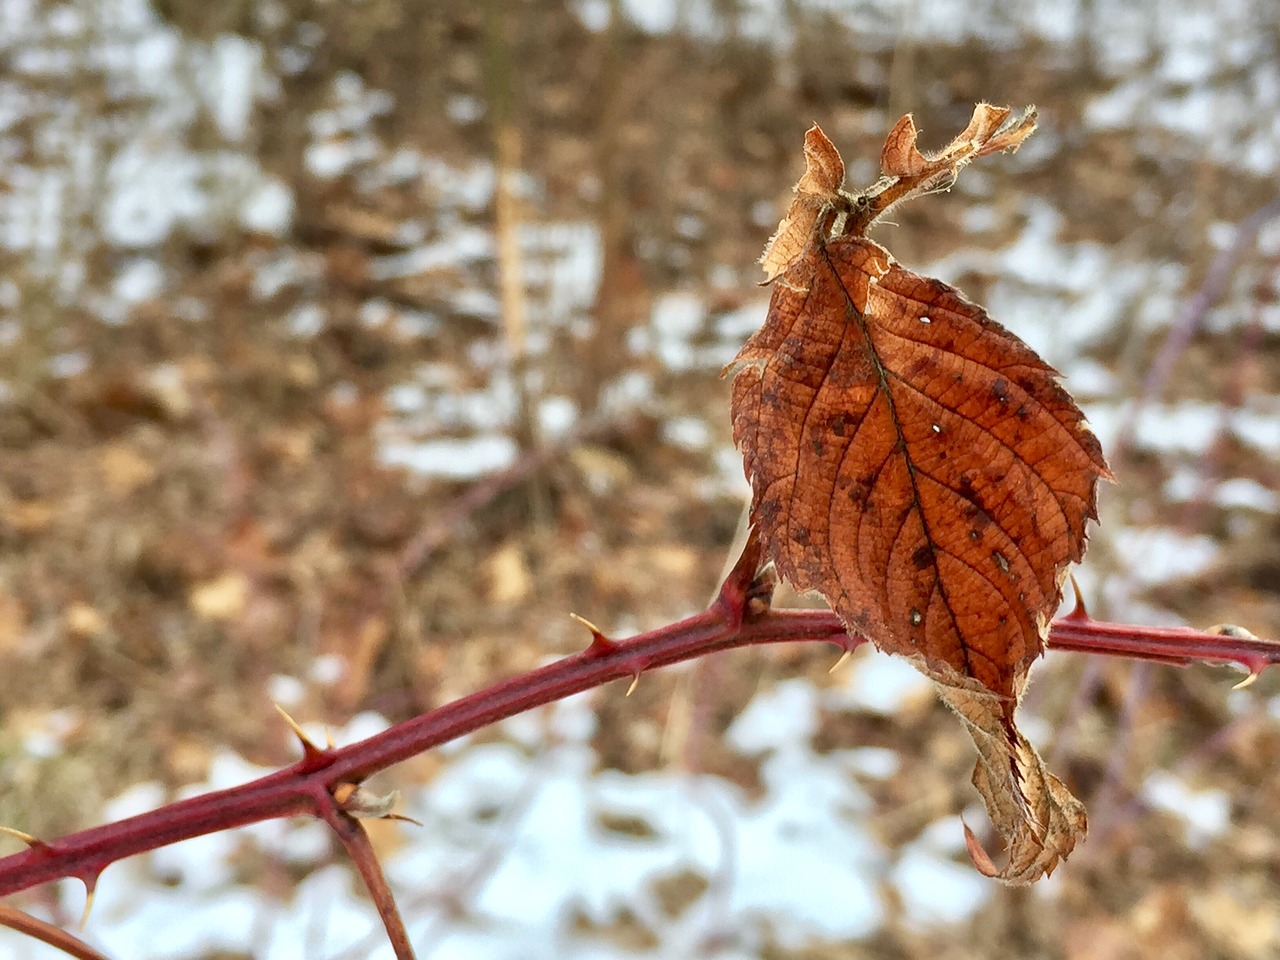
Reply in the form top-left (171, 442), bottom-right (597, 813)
top-left (583, 0), bottom-right (651, 413)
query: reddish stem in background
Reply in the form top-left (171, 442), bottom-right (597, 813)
top-left (1113, 195), bottom-right (1280, 459)
top-left (0, 539), bottom-right (1275, 902)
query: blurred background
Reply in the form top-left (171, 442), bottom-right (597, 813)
top-left (1, 0), bottom-right (1279, 956)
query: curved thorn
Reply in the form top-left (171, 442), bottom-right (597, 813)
top-left (571, 612), bottom-right (616, 656)
top-left (383, 812), bottom-right (424, 827)
top-left (79, 882), bottom-right (96, 930)
top-left (0, 825), bottom-right (44, 849)
top-left (828, 649), bottom-right (854, 674)
top-left (274, 703), bottom-right (323, 758)
top-left (569, 612), bottom-right (604, 636)
top-left (626, 673), bottom-right (641, 697)
top-left (1065, 574), bottom-right (1090, 621)
top-left (1232, 669), bottom-right (1260, 690)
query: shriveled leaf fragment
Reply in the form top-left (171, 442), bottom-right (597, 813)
top-left (759, 124), bottom-right (846, 281)
top-left (880, 103), bottom-right (1037, 180)
top-left (933, 667), bottom-right (1087, 882)
top-left (729, 105), bottom-right (1108, 883)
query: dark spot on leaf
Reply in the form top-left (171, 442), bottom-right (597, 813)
top-left (903, 355), bottom-right (933, 380)
top-left (756, 499), bottom-right (782, 526)
top-left (912, 544), bottom-right (935, 570)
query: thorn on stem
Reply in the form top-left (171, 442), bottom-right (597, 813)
top-left (274, 703), bottom-right (326, 761)
top-left (1064, 574), bottom-right (1090, 621)
top-left (828, 649), bottom-right (854, 674)
top-left (571, 612), bottom-right (617, 657)
top-left (1205, 624), bottom-right (1267, 689)
top-left (79, 883), bottom-right (95, 930)
top-left (626, 672), bottom-right (641, 697)
top-left (1232, 669), bottom-right (1260, 690)
top-left (0, 826), bottom-right (48, 852)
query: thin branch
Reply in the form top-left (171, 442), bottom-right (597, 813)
top-left (0, 569), bottom-right (1275, 903)
top-left (0, 904), bottom-right (111, 960)
top-left (323, 809), bottom-right (416, 960)
top-left (1114, 194), bottom-right (1280, 458)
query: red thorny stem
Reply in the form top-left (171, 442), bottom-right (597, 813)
top-left (0, 530), bottom-right (1276, 904)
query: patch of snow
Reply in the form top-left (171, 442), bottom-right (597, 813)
top-left (537, 394), bottom-right (578, 437)
top-left (1086, 400), bottom-right (1222, 456)
top-left (286, 302), bottom-right (325, 337)
top-left (826, 649), bottom-right (934, 715)
top-left (266, 673), bottom-right (304, 707)
top-left (379, 434), bottom-right (518, 479)
top-left (240, 176), bottom-right (293, 234)
top-left (892, 844), bottom-right (991, 926)
top-left (599, 369), bottom-right (655, 413)
top-left (447, 93), bottom-right (485, 123)
top-left (101, 781), bottom-right (166, 822)
top-left (370, 226), bottom-right (495, 280)
top-left (727, 679), bottom-right (819, 754)
top-left (663, 414), bottom-right (711, 449)
top-left (48, 350), bottom-right (88, 377)
top-left (1143, 770), bottom-right (1231, 846)
top-left (308, 653), bottom-right (345, 686)
top-left (651, 292), bottom-right (706, 370)
top-left (733, 746), bottom-right (883, 944)
top-left (520, 221), bottom-right (602, 330)
top-left (845, 746), bottom-right (901, 780)
top-left (111, 258), bottom-right (165, 306)
top-left (19, 707), bottom-right (80, 759)
top-left (202, 34), bottom-right (261, 142)
top-left (1111, 527), bottom-right (1220, 584)
top-left (1214, 477), bottom-right (1280, 511)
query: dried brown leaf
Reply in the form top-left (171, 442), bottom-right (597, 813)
top-left (730, 105), bottom-right (1106, 883)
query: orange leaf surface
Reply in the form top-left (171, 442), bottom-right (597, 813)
top-left (728, 106), bottom-right (1109, 882)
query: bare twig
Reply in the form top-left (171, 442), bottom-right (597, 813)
top-left (1, 534), bottom-right (1276, 947)
top-left (324, 809), bottom-right (416, 960)
top-left (1113, 195), bottom-right (1280, 459)
top-left (0, 904), bottom-right (110, 960)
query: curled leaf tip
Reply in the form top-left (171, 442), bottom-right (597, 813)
top-left (962, 820), bottom-right (1001, 878)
